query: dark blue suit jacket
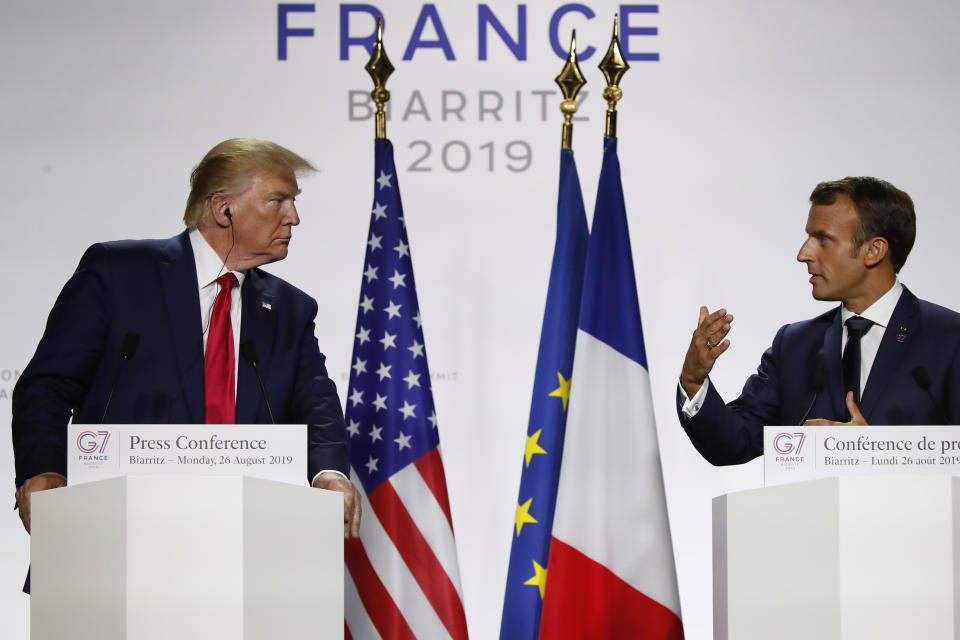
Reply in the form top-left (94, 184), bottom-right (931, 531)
top-left (680, 287), bottom-right (960, 465)
top-left (13, 231), bottom-right (349, 486)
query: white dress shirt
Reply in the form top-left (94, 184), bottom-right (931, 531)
top-left (189, 228), bottom-right (245, 393)
top-left (680, 280), bottom-right (904, 418)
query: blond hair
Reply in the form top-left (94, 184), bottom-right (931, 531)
top-left (183, 138), bottom-right (316, 228)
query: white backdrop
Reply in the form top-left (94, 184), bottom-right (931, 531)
top-left (2, 1), bottom-right (960, 638)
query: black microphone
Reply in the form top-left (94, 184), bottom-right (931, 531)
top-left (798, 366), bottom-right (829, 425)
top-left (240, 341), bottom-right (275, 424)
top-left (100, 332), bottom-right (140, 423)
top-left (912, 366), bottom-right (949, 424)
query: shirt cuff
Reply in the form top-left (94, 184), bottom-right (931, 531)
top-left (679, 377), bottom-right (711, 418)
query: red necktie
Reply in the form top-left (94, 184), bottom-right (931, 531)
top-left (205, 273), bottom-right (238, 424)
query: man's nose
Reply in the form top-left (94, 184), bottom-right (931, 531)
top-left (797, 238), bottom-right (813, 262)
top-left (286, 203), bottom-right (300, 226)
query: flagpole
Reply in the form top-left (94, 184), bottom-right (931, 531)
top-left (598, 14), bottom-right (630, 139)
top-left (555, 30), bottom-right (586, 150)
top-left (365, 15), bottom-right (394, 139)
top-left (348, 17), bottom-right (469, 639)
top-left (498, 29), bottom-right (591, 640)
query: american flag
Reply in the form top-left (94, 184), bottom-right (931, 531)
top-left (344, 138), bottom-right (469, 640)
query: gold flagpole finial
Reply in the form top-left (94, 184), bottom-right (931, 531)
top-left (555, 30), bottom-right (587, 150)
top-left (364, 15), bottom-right (394, 139)
top-left (598, 14), bottom-right (630, 138)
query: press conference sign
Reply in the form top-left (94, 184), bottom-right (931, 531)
top-left (764, 425), bottom-right (960, 487)
top-left (68, 424), bottom-right (307, 486)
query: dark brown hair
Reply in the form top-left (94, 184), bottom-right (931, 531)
top-left (810, 176), bottom-right (916, 273)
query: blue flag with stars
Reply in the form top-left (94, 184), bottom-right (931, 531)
top-left (499, 148), bottom-right (589, 639)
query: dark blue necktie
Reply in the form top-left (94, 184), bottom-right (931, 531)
top-left (842, 316), bottom-right (875, 410)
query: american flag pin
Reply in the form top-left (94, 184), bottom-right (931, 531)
top-left (262, 302), bottom-right (272, 310)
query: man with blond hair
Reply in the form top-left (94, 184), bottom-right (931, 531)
top-left (13, 139), bottom-right (360, 561)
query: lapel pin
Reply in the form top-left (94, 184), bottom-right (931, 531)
top-left (262, 302), bottom-right (272, 311)
top-left (896, 325), bottom-right (907, 342)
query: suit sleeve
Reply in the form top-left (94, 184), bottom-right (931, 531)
top-left (288, 298), bottom-right (350, 480)
top-left (12, 244), bottom-right (112, 486)
top-left (678, 324), bottom-right (787, 465)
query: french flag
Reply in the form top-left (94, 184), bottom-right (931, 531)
top-left (539, 137), bottom-right (684, 639)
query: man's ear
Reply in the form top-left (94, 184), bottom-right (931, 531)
top-left (862, 237), bottom-right (889, 268)
top-left (208, 193), bottom-right (232, 229)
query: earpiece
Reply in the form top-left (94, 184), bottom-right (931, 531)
top-left (224, 207), bottom-right (233, 221)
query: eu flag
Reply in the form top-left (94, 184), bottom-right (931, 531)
top-left (499, 147), bottom-right (589, 639)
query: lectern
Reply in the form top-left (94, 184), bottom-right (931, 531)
top-left (30, 476), bottom-right (343, 640)
top-left (714, 476), bottom-right (960, 640)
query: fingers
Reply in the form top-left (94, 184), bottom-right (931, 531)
top-left (845, 391), bottom-right (868, 425)
top-left (340, 484), bottom-right (362, 538)
top-left (15, 488), bottom-right (30, 534)
top-left (15, 472), bottom-right (67, 534)
top-left (698, 309), bottom-right (734, 349)
top-left (313, 473), bottom-right (363, 538)
top-left (803, 393), bottom-right (869, 426)
top-left (802, 418), bottom-right (834, 426)
top-left (347, 486), bottom-right (362, 538)
top-left (712, 339), bottom-right (732, 357)
top-left (680, 306), bottom-right (734, 396)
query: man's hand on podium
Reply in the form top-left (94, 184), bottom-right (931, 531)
top-left (804, 391), bottom-right (869, 426)
top-left (15, 472), bottom-right (67, 533)
top-left (313, 472), bottom-right (362, 538)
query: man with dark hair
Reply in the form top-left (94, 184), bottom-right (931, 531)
top-left (810, 177), bottom-right (916, 273)
top-left (13, 139), bottom-right (361, 539)
top-left (677, 176), bottom-right (960, 465)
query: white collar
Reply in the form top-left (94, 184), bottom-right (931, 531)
top-left (188, 228), bottom-right (246, 290)
top-left (841, 280), bottom-right (903, 329)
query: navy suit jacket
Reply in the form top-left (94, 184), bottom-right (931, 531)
top-left (13, 231), bottom-right (349, 486)
top-left (680, 287), bottom-right (960, 465)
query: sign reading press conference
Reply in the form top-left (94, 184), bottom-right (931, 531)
top-left (68, 424), bottom-right (307, 485)
top-left (764, 425), bottom-right (960, 487)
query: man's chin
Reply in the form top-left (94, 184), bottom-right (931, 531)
top-left (266, 246), bottom-right (289, 263)
top-left (235, 251), bottom-right (286, 271)
top-left (810, 287), bottom-right (838, 302)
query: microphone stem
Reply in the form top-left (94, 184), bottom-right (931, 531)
top-left (251, 362), bottom-right (276, 424)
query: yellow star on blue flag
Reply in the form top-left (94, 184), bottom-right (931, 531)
top-left (500, 147), bottom-right (588, 639)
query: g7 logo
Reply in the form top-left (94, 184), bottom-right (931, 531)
top-left (773, 432), bottom-right (806, 455)
top-left (77, 430), bottom-right (110, 454)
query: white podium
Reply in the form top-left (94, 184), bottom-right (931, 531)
top-left (30, 476), bottom-right (343, 640)
top-left (714, 476), bottom-right (960, 640)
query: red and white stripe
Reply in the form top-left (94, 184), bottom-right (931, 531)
top-left (345, 449), bottom-right (469, 639)
top-left (541, 331), bottom-right (684, 638)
